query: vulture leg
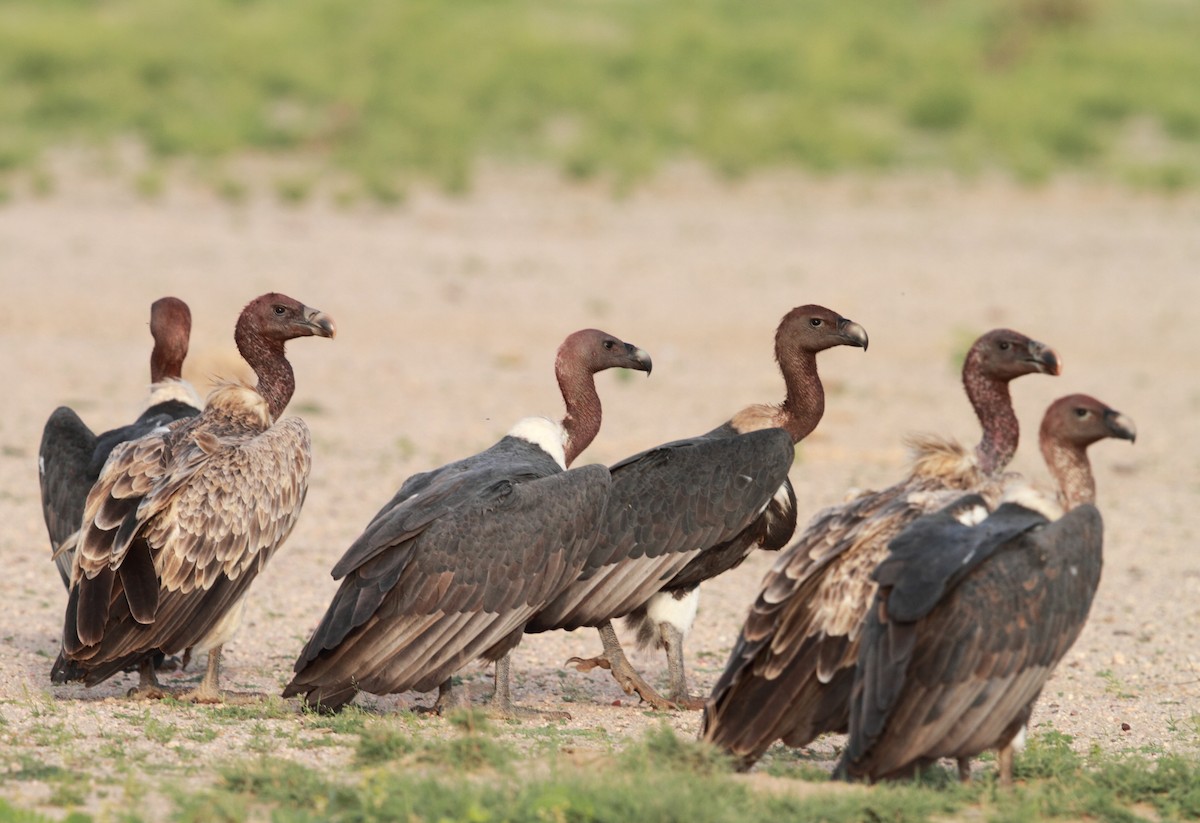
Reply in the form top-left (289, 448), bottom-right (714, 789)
top-left (957, 757), bottom-right (972, 783)
top-left (998, 744), bottom-right (1015, 788)
top-left (127, 658), bottom-right (168, 700)
top-left (489, 653), bottom-right (570, 721)
top-left (426, 678), bottom-right (469, 715)
top-left (660, 622), bottom-right (705, 711)
top-left (567, 620), bottom-right (676, 711)
top-left (180, 646), bottom-right (225, 704)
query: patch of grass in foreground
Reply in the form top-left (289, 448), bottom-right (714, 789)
top-left (3, 729), bottom-right (1198, 822)
top-left (1, 0), bottom-right (1199, 198)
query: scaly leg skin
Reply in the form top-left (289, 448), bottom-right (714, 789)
top-left (998, 744), bottom-right (1014, 788)
top-left (567, 620), bottom-right (677, 711)
top-left (660, 622), bottom-right (705, 710)
top-left (178, 645), bottom-right (225, 703)
top-left (489, 653), bottom-right (571, 721)
top-left (127, 658), bottom-right (168, 700)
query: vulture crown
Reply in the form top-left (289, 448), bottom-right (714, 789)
top-left (556, 328), bottom-right (652, 466)
top-left (234, 293), bottom-right (337, 420)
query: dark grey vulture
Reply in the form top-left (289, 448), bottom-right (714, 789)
top-left (52, 293), bottom-right (336, 702)
top-left (559, 305), bottom-right (868, 710)
top-left (838, 394), bottom-right (1135, 785)
top-left (283, 329), bottom-right (653, 715)
top-left (702, 329), bottom-right (1060, 766)
top-left (39, 297), bottom-right (202, 588)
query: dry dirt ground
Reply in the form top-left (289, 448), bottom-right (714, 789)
top-left (0, 167), bottom-right (1197, 817)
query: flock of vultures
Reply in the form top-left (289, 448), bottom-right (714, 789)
top-left (37, 293), bottom-right (1135, 785)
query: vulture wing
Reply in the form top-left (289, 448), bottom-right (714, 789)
top-left (285, 463), bottom-right (612, 710)
top-left (702, 474), bottom-right (966, 760)
top-left (529, 428), bottom-right (795, 632)
top-left (842, 504), bottom-right (1103, 780)
top-left (60, 409), bottom-right (311, 685)
top-left (39, 407), bottom-right (98, 587)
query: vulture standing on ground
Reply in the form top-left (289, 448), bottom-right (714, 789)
top-left (838, 394), bottom-right (1136, 785)
top-left (52, 293), bottom-right (335, 701)
top-left (702, 329), bottom-right (1061, 765)
top-left (283, 329), bottom-right (653, 715)
top-left (39, 297), bottom-right (202, 588)
top-left (560, 305), bottom-right (869, 710)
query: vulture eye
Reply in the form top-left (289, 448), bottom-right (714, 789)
top-left (273, 305), bottom-right (287, 316)
top-left (1074, 408), bottom-right (1089, 418)
top-left (809, 318), bottom-right (823, 327)
top-left (998, 341), bottom-right (1011, 350)
top-left (602, 340), bottom-right (615, 350)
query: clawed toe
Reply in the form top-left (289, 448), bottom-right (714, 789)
top-left (566, 655), bottom-right (611, 673)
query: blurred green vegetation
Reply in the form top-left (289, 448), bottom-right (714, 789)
top-left (1, 0), bottom-right (1198, 199)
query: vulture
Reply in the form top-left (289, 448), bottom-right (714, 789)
top-left (702, 329), bottom-right (1061, 766)
top-left (283, 329), bottom-right (653, 715)
top-left (838, 394), bottom-right (1136, 785)
top-left (39, 297), bottom-right (202, 588)
top-left (51, 293), bottom-right (335, 702)
top-left (560, 305), bottom-right (869, 710)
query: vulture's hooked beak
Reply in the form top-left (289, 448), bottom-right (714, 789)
top-left (1105, 410), bottom-right (1137, 443)
top-left (301, 306), bottom-right (337, 339)
top-left (838, 318), bottom-right (869, 352)
top-left (625, 344), bottom-right (653, 376)
top-left (1027, 340), bottom-right (1062, 376)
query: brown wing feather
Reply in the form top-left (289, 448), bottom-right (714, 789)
top-left (61, 384), bottom-right (310, 681)
top-left (703, 436), bottom-right (998, 765)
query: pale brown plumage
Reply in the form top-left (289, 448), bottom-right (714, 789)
top-left (702, 329), bottom-right (1060, 767)
top-left (53, 293), bottom-right (334, 699)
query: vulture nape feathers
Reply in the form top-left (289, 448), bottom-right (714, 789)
top-left (39, 297), bottom-right (202, 589)
top-left (838, 394), bottom-right (1135, 785)
top-left (283, 330), bottom-right (653, 716)
top-left (51, 293), bottom-right (335, 702)
top-left (560, 305), bottom-right (868, 710)
top-left (702, 328), bottom-right (1061, 767)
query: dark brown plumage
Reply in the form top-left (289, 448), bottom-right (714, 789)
top-left (561, 305), bottom-right (868, 710)
top-left (283, 330), bottom-right (652, 714)
top-left (702, 329), bottom-right (1060, 766)
top-left (52, 293), bottom-right (335, 701)
top-left (39, 297), bottom-right (202, 588)
top-left (838, 394), bottom-right (1135, 784)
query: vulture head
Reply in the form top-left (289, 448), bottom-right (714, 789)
top-left (556, 329), bottom-right (653, 378)
top-left (967, 329), bottom-right (1061, 382)
top-left (1041, 394), bottom-right (1137, 448)
top-left (149, 296), bottom-right (193, 383)
top-left (238, 293), bottom-right (337, 344)
top-left (776, 305), bottom-right (869, 356)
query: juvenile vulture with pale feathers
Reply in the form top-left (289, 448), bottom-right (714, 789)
top-left (561, 305), bottom-right (868, 710)
top-left (284, 329), bottom-right (652, 715)
top-left (839, 394), bottom-right (1135, 785)
top-left (39, 297), bottom-right (202, 588)
top-left (52, 293), bottom-right (335, 701)
top-left (703, 329), bottom-right (1060, 765)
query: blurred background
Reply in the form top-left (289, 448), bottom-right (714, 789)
top-left (1, 0), bottom-right (1198, 202)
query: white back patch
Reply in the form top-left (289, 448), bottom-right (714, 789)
top-left (1001, 482), bottom-right (1063, 521)
top-left (954, 504), bottom-right (989, 527)
top-left (508, 416), bottom-right (567, 469)
top-left (646, 588), bottom-right (701, 637)
top-left (145, 378), bottom-right (203, 411)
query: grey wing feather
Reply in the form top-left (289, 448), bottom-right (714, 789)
top-left (531, 428), bottom-right (794, 632)
top-left (286, 464), bottom-right (612, 704)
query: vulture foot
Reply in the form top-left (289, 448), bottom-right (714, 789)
top-left (566, 653), bottom-right (678, 711)
top-left (127, 658), bottom-right (168, 700)
top-left (488, 653), bottom-right (571, 721)
top-left (420, 678), bottom-right (470, 715)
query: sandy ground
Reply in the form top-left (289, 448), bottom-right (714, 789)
top-left (0, 166), bottom-right (1198, 816)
